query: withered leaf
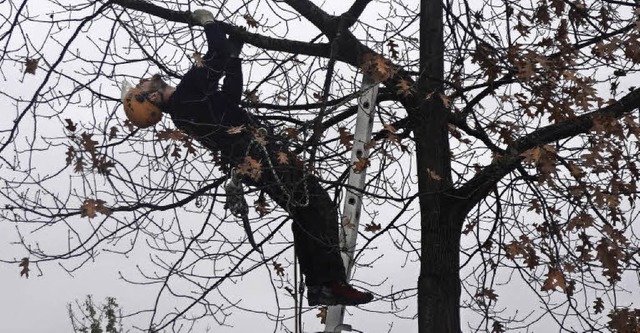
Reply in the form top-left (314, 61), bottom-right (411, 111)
top-left (237, 156), bottom-right (262, 181)
top-left (74, 157), bottom-right (85, 173)
top-left (317, 307), bottom-right (328, 323)
top-left (244, 90), bottom-right (260, 103)
top-left (476, 288), bottom-right (498, 301)
top-left (171, 144), bottom-right (182, 160)
top-left (19, 257), bottom-right (29, 278)
top-left (387, 39), bottom-right (399, 59)
top-left (440, 93), bottom-right (452, 108)
top-left (93, 155), bottom-right (116, 175)
top-left (158, 129), bottom-right (184, 141)
top-left (364, 139), bottom-right (377, 151)
top-left (277, 151), bottom-right (289, 164)
top-left (108, 126), bottom-right (119, 140)
top-left (192, 52), bottom-right (204, 67)
top-left (338, 127), bottom-right (354, 150)
top-left (353, 156), bottom-right (370, 173)
top-left (594, 297), bottom-right (605, 314)
top-left (64, 119), bottom-right (77, 132)
top-left (24, 58), bottom-right (38, 75)
top-left (80, 132), bottom-right (98, 156)
top-left (360, 53), bottom-right (396, 82)
top-left (243, 14), bottom-right (259, 28)
top-left (364, 222), bottom-right (381, 232)
top-left (492, 321), bottom-right (505, 333)
top-left (541, 268), bottom-right (567, 292)
top-left (272, 261), bottom-right (284, 276)
top-left (567, 212), bottom-right (593, 231)
top-left (284, 127), bottom-right (299, 140)
top-left (396, 79), bottom-right (412, 97)
top-left (227, 125), bottom-right (245, 135)
top-left (80, 198), bottom-right (111, 218)
top-left (253, 132), bottom-right (268, 146)
top-left (427, 168), bottom-right (442, 181)
top-left (65, 146), bottom-right (75, 166)
top-left (255, 195), bottom-right (269, 217)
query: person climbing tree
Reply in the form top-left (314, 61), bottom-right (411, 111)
top-left (121, 9), bottom-right (373, 306)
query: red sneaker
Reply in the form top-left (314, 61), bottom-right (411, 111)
top-left (307, 281), bottom-right (373, 306)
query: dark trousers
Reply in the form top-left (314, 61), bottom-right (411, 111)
top-left (203, 23), bottom-right (347, 286)
top-left (243, 143), bottom-right (347, 286)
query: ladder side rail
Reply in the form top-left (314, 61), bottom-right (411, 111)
top-left (324, 76), bottom-right (378, 333)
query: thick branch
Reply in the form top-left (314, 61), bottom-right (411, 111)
top-left (342, 0), bottom-right (374, 27)
top-left (109, 0), bottom-right (331, 57)
top-left (454, 87), bottom-right (640, 212)
top-left (279, 0), bottom-right (338, 36)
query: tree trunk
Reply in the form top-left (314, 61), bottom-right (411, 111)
top-left (415, 0), bottom-right (462, 332)
top-left (417, 209), bottom-right (462, 333)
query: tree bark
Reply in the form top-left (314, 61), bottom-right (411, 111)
top-left (415, 0), bottom-right (462, 332)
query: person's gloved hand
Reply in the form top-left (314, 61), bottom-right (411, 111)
top-left (192, 9), bottom-right (214, 26)
top-left (228, 28), bottom-right (245, 58)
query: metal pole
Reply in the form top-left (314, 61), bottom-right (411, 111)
top-left (324, 76), bottom-right (378, 333)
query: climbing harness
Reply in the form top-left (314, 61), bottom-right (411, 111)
top-left (224, 168), bottom-right (262, 253)
top-left (244, 127), bottom-right (310, 210)
top-left (223, 127), bottom-right (312, 253)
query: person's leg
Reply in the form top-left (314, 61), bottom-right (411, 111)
top-left (220, 58), bottom-right (243, 104)
top-left (204, 22), bottom-right (229, 60)
top-left (289, 175), bottom-right (346, 285)
top-left (242, 145), bottom-right (372, 305)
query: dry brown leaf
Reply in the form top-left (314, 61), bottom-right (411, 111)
top-left (520, 147), bottom-right (543, 164)
top-left (427, 168), bottom-right (442, 181)
top-left (227, 125), bottom-right (245, 135)
top-left (541, 268), bottom-right (567, 292)
top-left (243, 14), bottom-right (259, 28)
top-left (364, 222), bottom-right (381, 232)
top-left (66, 146), bottom-right (74, 166)
top-left (387, 39), bottom-right (399, 59)
top-left (237, 156), bottom-right (262, 181)
top-left (19, 257), bottom-right (29, 278)
top-left (593, 297), bottom-right (604, 314)
top-left (80, 199), bottom-right (111, 218)
top-left (81, 132), bottom-right (98, 156)
top-left (353, 156), bottom-right (370, 173)
top-left (108, 126), bottom-right (119, 140)
top-left (272, 261), bottom-right (284, 276)
top-left (192, 52), bottom-right (204, 67)
top-left (24, 58), bottom-right (38, 75)
top-left (74, 157), bottom-right (86, 173)
top-left (65, 119), bottom-right (77, 132)
top-left (492, 321), bottom-right (505, 333)
top-left (338, 127), bottom-right (354, 150)
top-left (277, 151), bottom-right (289, 164)
top-left (158, 129), bottom-right (184, 141)
top-left (360, 53), bottom-right (396, 82)
top-left (253, 132), bottom-right (268, 146)
top-left (476, 288), bottom-right (499, 301)
top-left (440, 93), bottom-right (452, 108)
top-left (317, 307), bottom-right (328, 323)
top-left (364, 139), bottom-right (377, 151)
top-left (567, 212), bottom-right (593, 231)
top-left (244, 90), bottom-right (260, 103)
top-left (396, 79), bottom-right (412, 97)
top-left (284, 127), bottom-right (299, 140)
top-left (255, 195), bottom-right (270, 217)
